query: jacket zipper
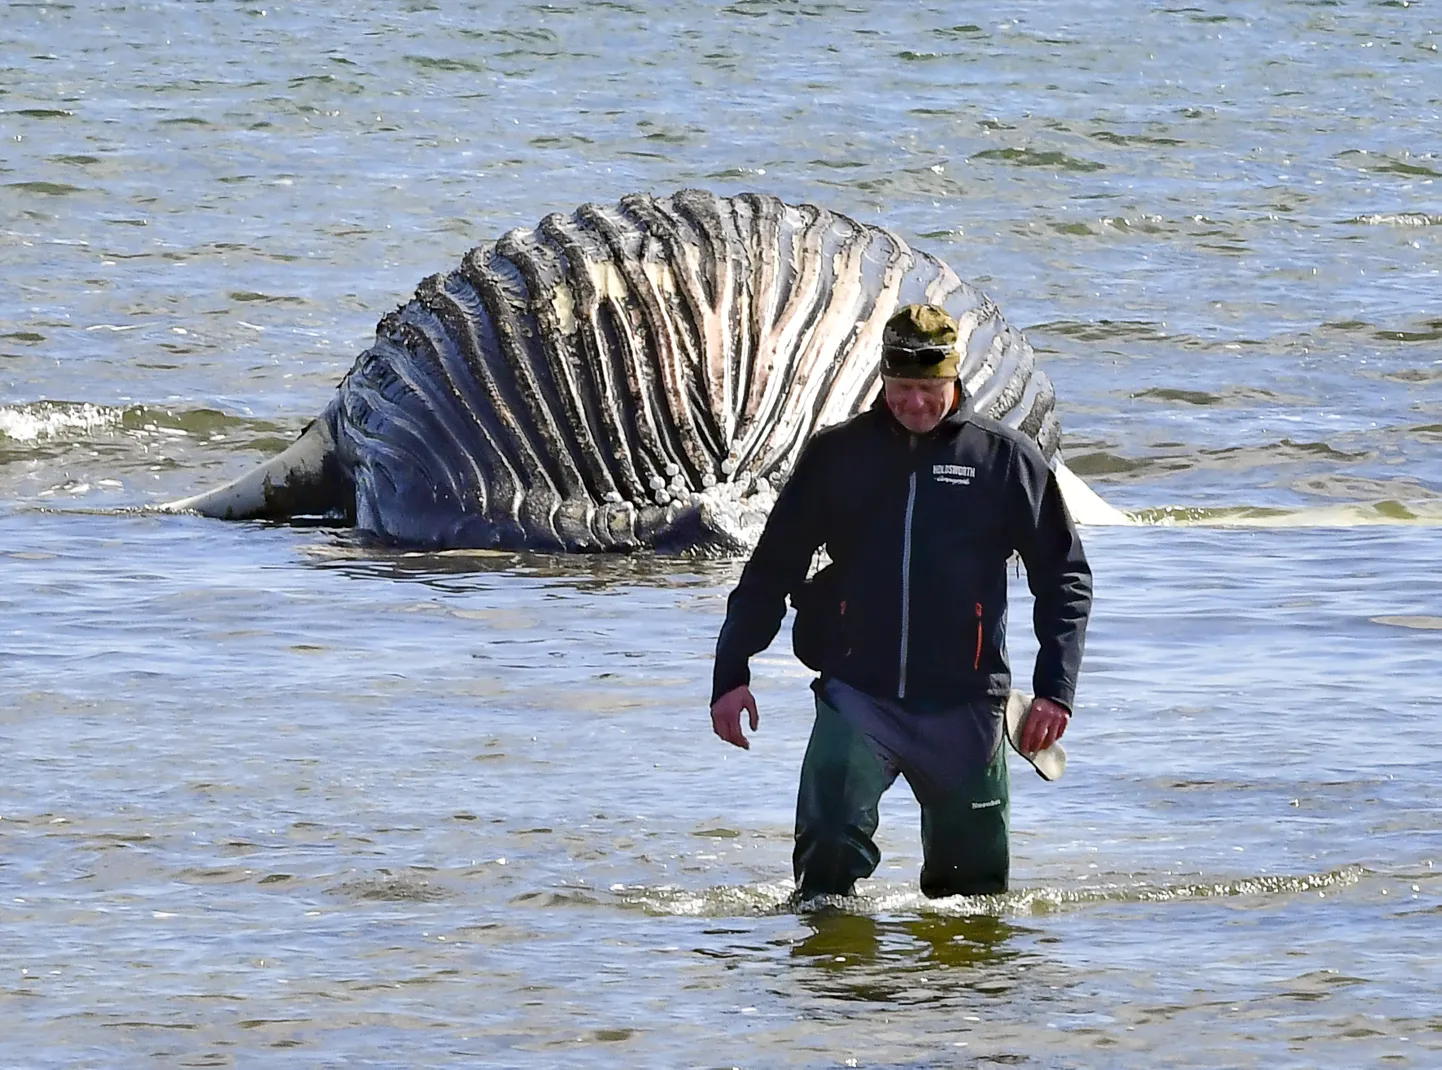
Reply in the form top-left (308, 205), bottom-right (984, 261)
top-left (973, 601), bottom-right (984, 670)
top-left (897, 470), bottom-right (918, 698)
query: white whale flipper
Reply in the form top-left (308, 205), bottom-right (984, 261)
top-left (1054, 460), bottom-right (1132, 526)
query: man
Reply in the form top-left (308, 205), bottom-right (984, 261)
top-left (709, 303), bottom-right (1093, 899)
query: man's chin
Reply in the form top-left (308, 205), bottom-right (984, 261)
top-left (899, 416), bottom-right (941, 434)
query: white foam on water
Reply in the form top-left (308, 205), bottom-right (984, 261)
top-left (599, 865), bottom-right (1367, 919)
top-left (0, 402), bottom-right (122, 443)
top-left (1348, 213), bottom-right (1442, 227)
top-left (1133, 501), bottom-right (1442, 528)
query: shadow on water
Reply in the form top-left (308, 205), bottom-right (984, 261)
top-left (788, 911), bottom-right (1031, 1004)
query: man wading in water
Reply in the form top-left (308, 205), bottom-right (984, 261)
top-left (709, 304), bottom-right (1093, 899)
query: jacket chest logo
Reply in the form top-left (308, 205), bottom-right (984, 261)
top-left (932, 463), bottom-right (975, 486)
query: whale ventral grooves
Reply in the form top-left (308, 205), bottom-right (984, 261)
top-left (164, 190), bottom-right (1078, 550)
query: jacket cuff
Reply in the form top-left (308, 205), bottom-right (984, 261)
top-left (710, 663), bottom-right (752, 707)
top-left (1034, 676), bottom-right (1075, 713)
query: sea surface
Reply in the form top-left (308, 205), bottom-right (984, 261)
top-left (2, 2), bottom-right (1440, 1067)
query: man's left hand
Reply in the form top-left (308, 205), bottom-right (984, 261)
top-left (1020, 696), bottom-right (1070, 755)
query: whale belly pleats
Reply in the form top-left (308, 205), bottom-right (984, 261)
top-left (321, 189), bottom-right (1065, 550)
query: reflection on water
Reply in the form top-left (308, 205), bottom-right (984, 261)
top-left (791, 911), bottom-right (1029, 1005)
top-left (298, 537), bottom-right (742, 592)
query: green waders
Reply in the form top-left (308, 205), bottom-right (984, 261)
top-left (793, 695), bottom-right (1010, 899)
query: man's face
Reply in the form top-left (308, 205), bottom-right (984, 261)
top-left (883, 376), bottom-right (957, 434)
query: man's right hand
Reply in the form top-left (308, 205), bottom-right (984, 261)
top-left (710, 685), bottom-right (759, 750)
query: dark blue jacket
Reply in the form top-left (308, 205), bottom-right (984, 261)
top-left (712, 397), bottom-right (1093, 709)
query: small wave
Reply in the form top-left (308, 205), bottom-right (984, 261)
top-left (1335, 150), bottom-right (1442, 180)
top-left (1371, 160), bottom-right (1442, 179)
top-left (4, 108), bottom-right (75, 120)
top-left (1031, 319), bottom-right (1169, 345)
top-left (330, 872), bottom-right (453, 903)
top-left (970, 147), bottom-right (1106, 173)
top-left (1065, 450), bottom-right (1157, 477)
top-left (1130, 501), bottom-right (1442, 527)
top-left (1090, 130), bottom-right (1186, 148)
top-left (404, 54), bottom-right (488, 74)
top-left (1128, 385), bottom-right (1287, 407)
top-left (1344, 213), bottom-right (1442, 227)
top-left (1371, 615), bottom-right (1442, 631)
top-left (228, 290), bottom-right (308, 305)
top-left (580, 866), bottom-right (1365, 918)
top-left (1068, 440), bottom-right (1374, 485)
top-left (1033, 316), bottom-right (1437, 354)
top-left (0, 400), bottom-right (294, 445)
top-left (1374, 323), bottom-right (1442, 345)
top-left (5, 180), bottom-right (85, 196)
top-left (800, 866), bottom-right (1367, 915)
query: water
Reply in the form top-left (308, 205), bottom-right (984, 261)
top-left (2, 2), bottom-right (1439, 1065)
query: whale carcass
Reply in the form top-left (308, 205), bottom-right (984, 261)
top-left (164, 189), bottom-right (1124, 550)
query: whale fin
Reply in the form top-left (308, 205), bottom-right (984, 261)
top-left (1053, 460), bottom-right (1131, 526)
top-left (159, 415), bottom-right (351, 521)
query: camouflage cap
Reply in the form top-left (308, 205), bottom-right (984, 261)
top-left (880, 304), bottom-right (961, 379)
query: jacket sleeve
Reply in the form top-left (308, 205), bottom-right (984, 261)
top-left (710, 439), bottom-right (828, 705)
top-left (1009, 444), bottom-right (1093, 711)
